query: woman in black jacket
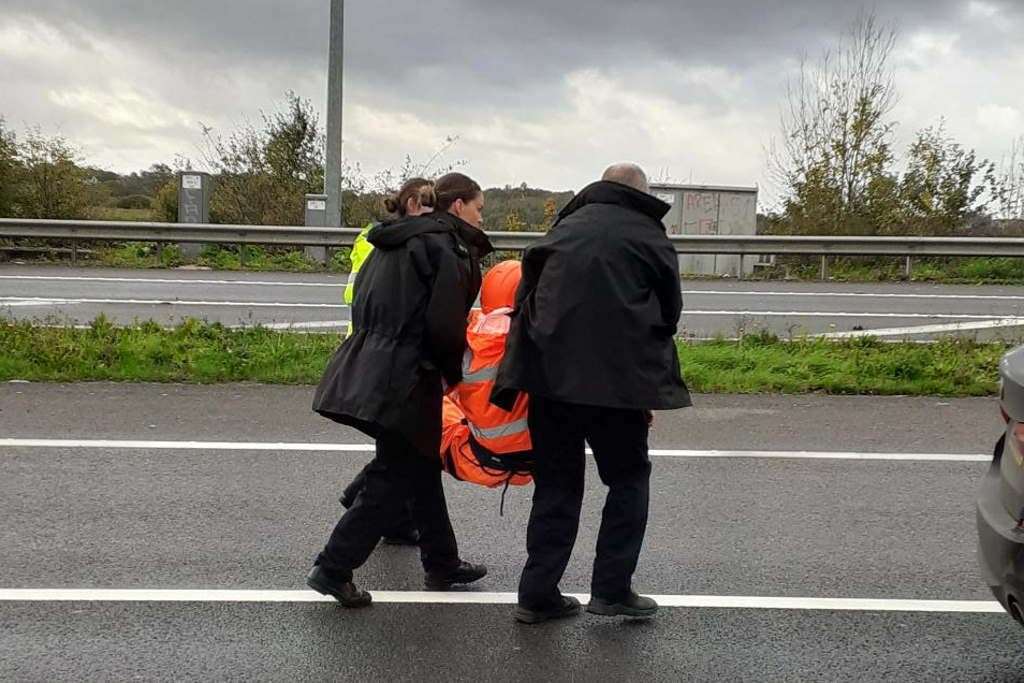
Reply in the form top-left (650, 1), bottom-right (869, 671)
top-left (308, 173), bottom-right (493, 607)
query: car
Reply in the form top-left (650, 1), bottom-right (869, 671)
top-left (977, 344), bottom-right (1024, 624)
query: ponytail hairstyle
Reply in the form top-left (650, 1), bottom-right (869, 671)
top-left (434, 172), bottom-right (482, 212)
top-left (383, 177), bottom-right (436, 217)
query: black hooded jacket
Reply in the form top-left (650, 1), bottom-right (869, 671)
top-left (492, 181), bottom-right (691, 411)
top-left (313, 212), bottom-right (493, 458)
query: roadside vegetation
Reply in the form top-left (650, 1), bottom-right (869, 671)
top-left (4, 13), bottom-right (1024, 283)
top-left (0, 319), bottom-right (1006, 397)
top-left (743, 255), bottom-right (1024, 286)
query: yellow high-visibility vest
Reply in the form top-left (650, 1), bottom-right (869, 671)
top-left (344, 222), bottom-right (374, 336)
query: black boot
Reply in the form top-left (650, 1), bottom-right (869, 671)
top-left (586, 591), bottom-right (658, 618)
top-left (513, 595), bottom-right (582, 625)
top-left (306, 565), bottom-right (372, 608)
top-left (424, 561), bottom-right (487, 590)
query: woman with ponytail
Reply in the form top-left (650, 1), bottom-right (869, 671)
top-left (309, 172), bottom-right (493, 607)
top-left (343, 178), bottom-right (437, 320)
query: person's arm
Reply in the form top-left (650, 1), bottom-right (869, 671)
top-left (413, 237), bottom-right (468, 387)
top-left (646, 236), bottom-right (683, 336)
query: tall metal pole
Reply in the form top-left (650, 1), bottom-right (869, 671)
top-left (325, 0), bottom-right (344, 228)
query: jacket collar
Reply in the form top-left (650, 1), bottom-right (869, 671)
top-left (431, 211), bottom-right (495, 258)
top-left (366, 215), bottom-right (450, 249)
top-left (557, 180), bottom-right (671, 227)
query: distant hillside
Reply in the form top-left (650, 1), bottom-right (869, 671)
top-left (482, 184), bottom-right (574, 232)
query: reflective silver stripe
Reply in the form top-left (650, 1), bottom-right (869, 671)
top-left (468, 418), bottom-right (530, 441)
top-left (463, 365), bottom-right (499, 384)
top-left (461, 349), bottom-right (498, 384)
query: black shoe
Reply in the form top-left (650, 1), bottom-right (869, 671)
top-left (306, 566), bottom-right (372, 608)
top-left (424, 561), bottom-right (487, 590)
top-left (381, 528), bottom-right (421, 546)
top-left (513, 595), bottom-right (582, 624)
top-left (586, 591), bottom-right (658, 618)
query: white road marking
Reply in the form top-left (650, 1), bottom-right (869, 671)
top-left (1, 299), bottom-right (68, 307)
top-left (0, 439), bottom-right (990, 462)
top-left (683, 310), bottom-right (1024, 321)
top-left (255, 320), bottom-right (348, 330)
top-left (0, 296), bottom-right (348, 309)
top-left (0, 589), bottom-right (1002, 613)
top-left (0, 275), bottom-right (346, 288)
top-left (686, 289), bottom-right (1024, 302)
top-left (0, 275), bottom-right (1016, 302)
top-left (820, 318), bottom-right (1024, 339)
top-left (2, 297), bottom-right (1018, 320)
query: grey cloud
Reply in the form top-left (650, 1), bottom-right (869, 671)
top-left (2, 0), bottom-right (1022, 186)
top-left (5, 1), bottom-right (1014, 98)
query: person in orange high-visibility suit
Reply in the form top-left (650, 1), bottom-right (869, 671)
top-left (440, 260), bottom-right (533, 488)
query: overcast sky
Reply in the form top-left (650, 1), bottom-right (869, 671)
top-left (1, 1), bottom-right (1022, 207)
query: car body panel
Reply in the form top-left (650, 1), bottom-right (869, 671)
top-left (978, 346), bottom-right (1024, 623)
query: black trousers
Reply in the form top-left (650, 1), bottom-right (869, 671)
top-left (317, 431), bottom-right (459, 580)
top-left (341, 464), bottom-right (417, 535)
top-left (518, 396), bottom-right (652, 609)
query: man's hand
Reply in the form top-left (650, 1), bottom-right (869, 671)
top-left (645, 410), bottom-right (654, 428)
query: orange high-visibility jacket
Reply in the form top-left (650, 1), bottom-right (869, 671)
top-left (440, 308), bottom-right (532, 487)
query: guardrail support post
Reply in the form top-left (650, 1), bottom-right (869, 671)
top-left (820, 255), bottom-right (828, 280)
top-left (71, 243), bottom-right (78, 266)
top-left (156, 242), bottom-right (164, 264)
top-left (904, 255), bottom-right (912, 279)
top-left (303, 194), bottom-right (329, 266)
top-left (239, 243), bottom-right (247, 268)
top-left (737, 255), bottom-right (744, 280)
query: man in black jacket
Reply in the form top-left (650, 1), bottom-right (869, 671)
top-left (493, 163), bottom-right (692, 624)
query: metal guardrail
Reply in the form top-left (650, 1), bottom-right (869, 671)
top-left (3, 218), bottom-right (1024, 262)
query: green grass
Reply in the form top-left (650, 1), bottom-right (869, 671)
top-left (0, 319), bottom-right (1008, 396)
top-left (91, 243), bottom-right (352, 272)
top-left (679, 333), bottom-right (1004, 396)
top-left (757, 256), bottom-right (1024, 285)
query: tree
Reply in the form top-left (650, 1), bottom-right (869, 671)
top-left (894, 122), bottom-right (992, 234)
top-left (0, 118), bottom-right (19, 217)
top-left (504, 209), bottom-right (527, 232)
top-left (200, 92), bottom-right (324, 226)
top-left (991, 136), bottom-right (1024, 219)
top-left (16, 127), bottom-right (91, 219)
top-left (769, 11), bottom-right (899, 235)
top-left (542, 198), bottom-right (558, 227)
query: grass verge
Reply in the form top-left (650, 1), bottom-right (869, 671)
top-left (0, 319), bottom-right (1008, 396)
top-left (93, 243), bottom-right (353, 272)
top-left (753, 256), bottom-right (1024, 285)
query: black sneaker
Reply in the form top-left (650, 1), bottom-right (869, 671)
top-left (306, 566), bottom-right (372, 608)
top-left (513, 595), bottom-right (582, 624)
top-left (586, 591), bottom-right (658, 618)
top-left (424, 561), bottom-right (487, 590)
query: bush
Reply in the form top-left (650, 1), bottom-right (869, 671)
top-left (115, 194), bottom-right (153, 210)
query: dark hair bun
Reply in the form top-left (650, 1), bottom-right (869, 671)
top-left (384, 177), bottom-right (435, 217)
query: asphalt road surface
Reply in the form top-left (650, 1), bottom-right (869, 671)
top-left (2, 264), bottom-right (1024, 341)
top-left (1, 382), bottom-right (1021, 681)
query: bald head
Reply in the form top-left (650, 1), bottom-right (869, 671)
top-left (601, 163), bottom-right (650, 194)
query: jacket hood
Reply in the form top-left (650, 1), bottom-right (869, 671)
top-left (366, 215), bottom-right (452, 250)
top-left (430, 211), bottom-right (495, 258)
top-left (556, 180), bottom-right (671, 227)
top-left (480, 260), bottom-right (522, 313)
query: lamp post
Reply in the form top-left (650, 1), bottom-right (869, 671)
top-left (324, 0), bottom-right (344, 228)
